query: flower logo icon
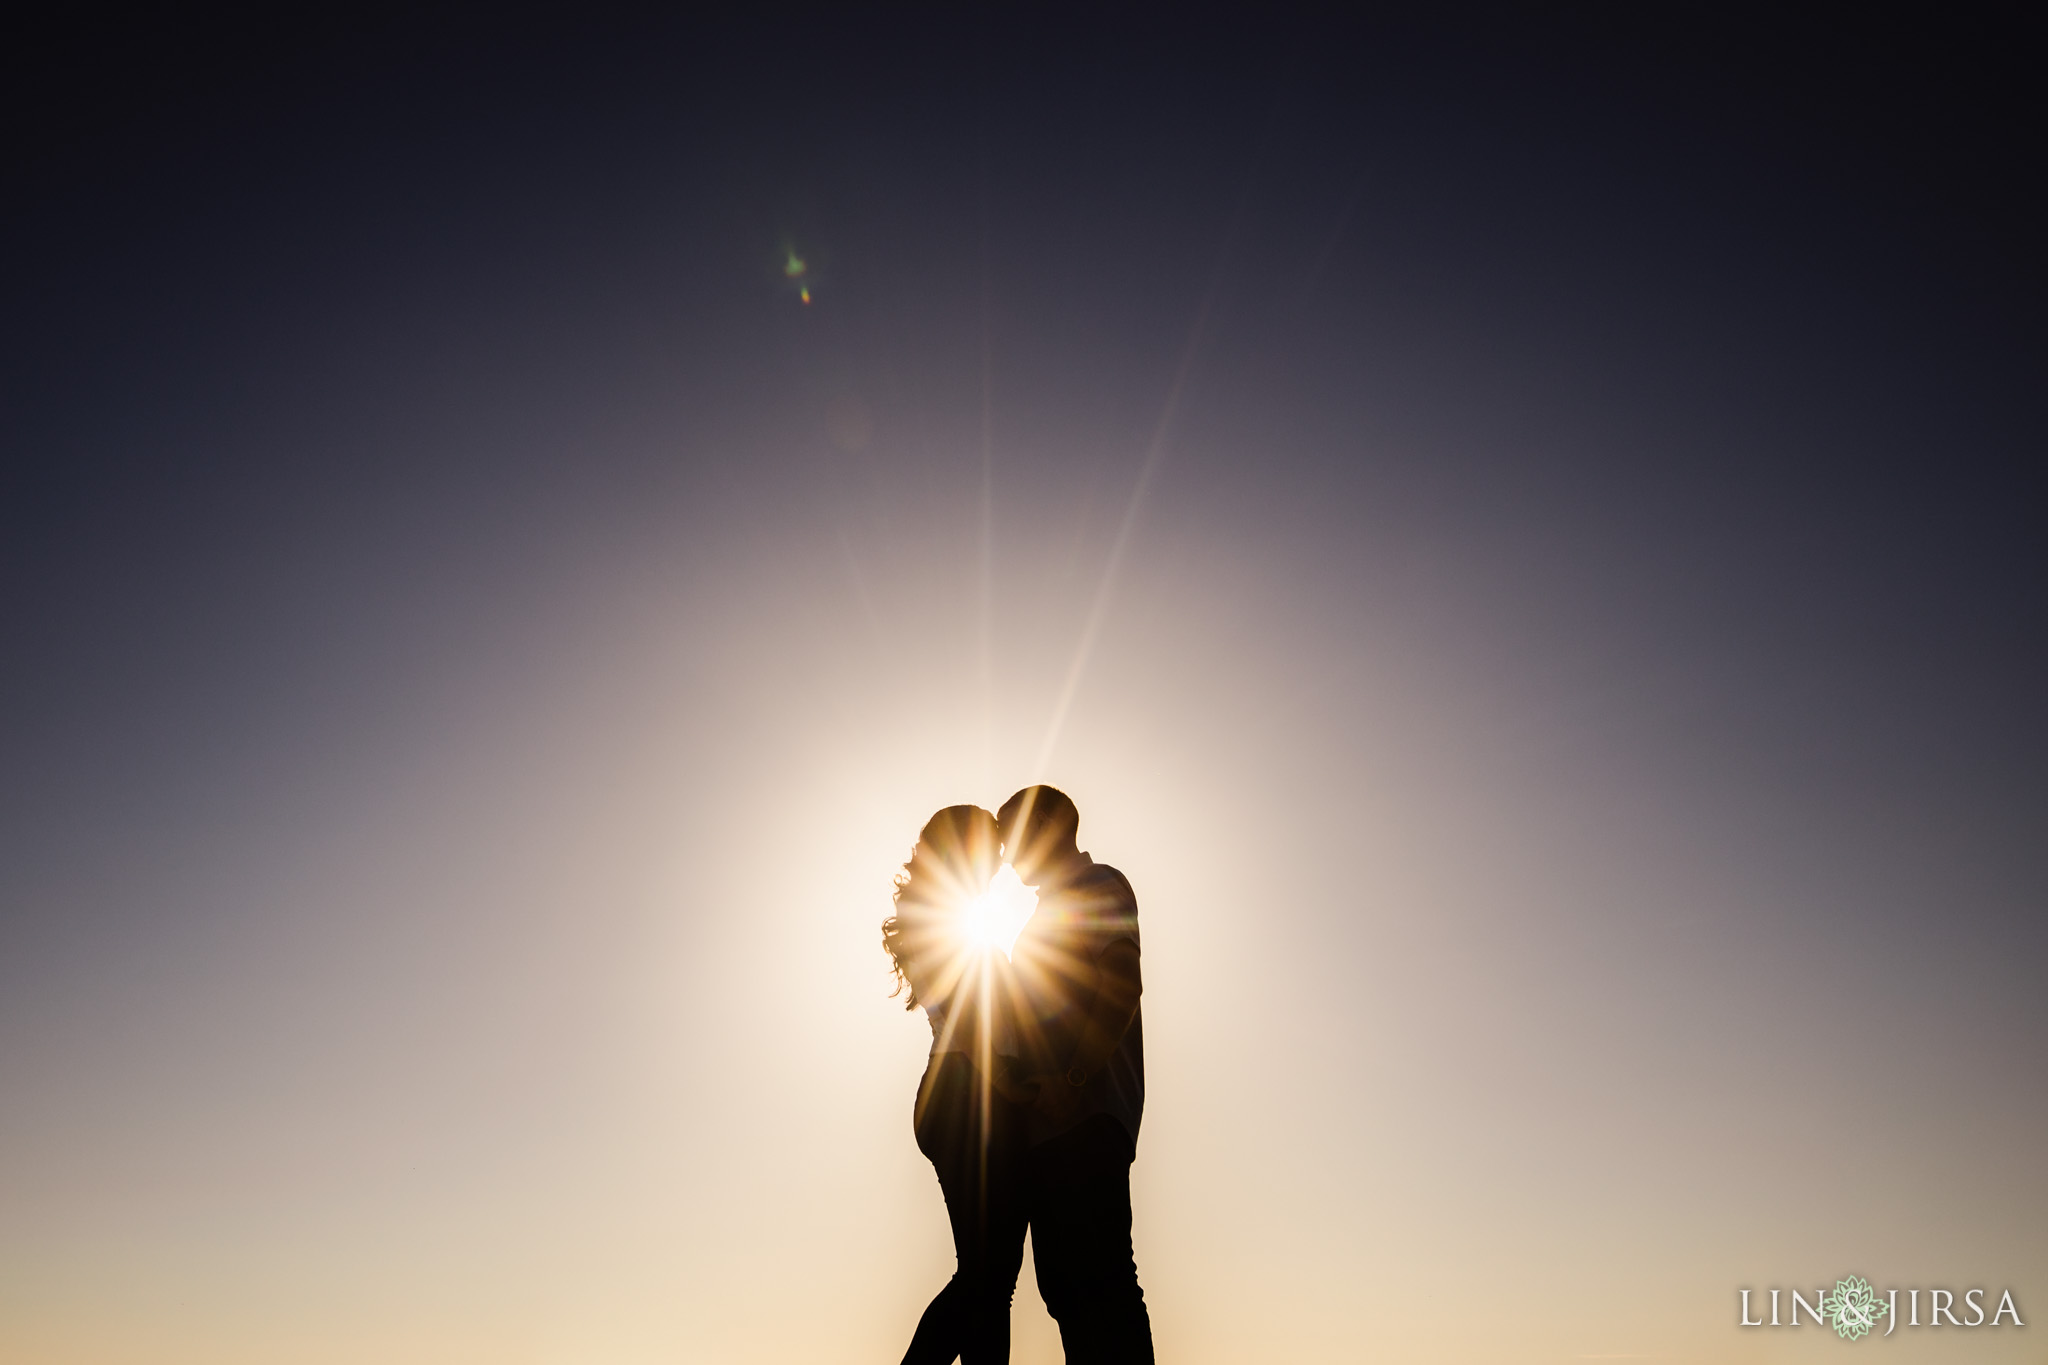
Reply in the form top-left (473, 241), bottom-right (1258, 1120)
top-left (1822, 1276), bottom-right (1888, 1340)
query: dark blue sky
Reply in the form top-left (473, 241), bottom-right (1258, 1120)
top-left (8, 9), bottom-right (2041, 929)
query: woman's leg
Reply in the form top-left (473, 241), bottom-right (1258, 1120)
top-left (900, 1276), bottom-right (968, 1365)
top-left (901, 1054), bottom-right (1028, 1365)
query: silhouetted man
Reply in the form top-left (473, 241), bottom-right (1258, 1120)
top-left (999, 785), bottom-right (1153, 1365)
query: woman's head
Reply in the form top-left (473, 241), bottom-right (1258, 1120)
top-left (881, 804), bottom-right (1001, 1009)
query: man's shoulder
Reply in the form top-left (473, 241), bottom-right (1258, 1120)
top-left (1071, 862), bottom-right (1138, 936)
top-left (1076, 861), bottom-right (1135, 903)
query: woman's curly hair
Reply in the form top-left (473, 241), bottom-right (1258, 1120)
top-left (881, 804), bottom-right (1001, 1009)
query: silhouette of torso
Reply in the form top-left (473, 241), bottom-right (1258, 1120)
top-left (1006, 861), bottom-right (1144, 1145)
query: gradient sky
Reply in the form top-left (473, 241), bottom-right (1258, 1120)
top-left (3, 12), bottom-right (2043, 1364)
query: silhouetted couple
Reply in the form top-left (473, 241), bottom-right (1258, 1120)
top-left (882, 786), bottom-right (1153, 1365)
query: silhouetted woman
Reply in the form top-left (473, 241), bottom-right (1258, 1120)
top-left (883, 805), bottom-right (1031, 1365)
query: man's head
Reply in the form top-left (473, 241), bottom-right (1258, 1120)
top-left (998, 785), bottom-right (1084, 887)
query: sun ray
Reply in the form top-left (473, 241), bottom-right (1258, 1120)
top-left (977, 129), bottom-right (996, 794)
top-left (1031, 171), bottom-right (1259, 776)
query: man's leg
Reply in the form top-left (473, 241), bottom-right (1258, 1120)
top-left (1027, 1115), bottom-right (1154, 1365)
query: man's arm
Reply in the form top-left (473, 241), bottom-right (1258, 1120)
top-left (1030, 937), bottom-right (1140, 1121)
top-left (1064, 939), bottom-right (1140, 1082)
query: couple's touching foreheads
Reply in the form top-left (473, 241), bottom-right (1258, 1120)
top-left (882, 786), bottom-right (1153, 1365)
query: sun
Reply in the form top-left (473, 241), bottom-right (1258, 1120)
top-left (958, 864), bottom-right (1038, 959)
